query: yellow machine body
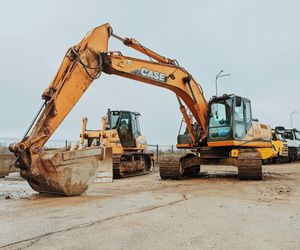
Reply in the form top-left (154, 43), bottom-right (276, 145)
top-left (81, 111), bottom-right (153, 178)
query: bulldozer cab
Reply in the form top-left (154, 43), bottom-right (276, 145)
top-left (207, 95), bottom-right (252, 142)
top-left (108, 109), bottom-right (142, 148)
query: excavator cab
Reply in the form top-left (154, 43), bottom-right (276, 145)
top-left (207, 94), bottom-right (252, 142)
top-left (177, 94), bottom-right (253, 147)
top-left (107, 110), bottom-right (141, 148)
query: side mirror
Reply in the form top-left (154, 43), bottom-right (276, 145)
top-left (236, 97), bottom-right (242, 107)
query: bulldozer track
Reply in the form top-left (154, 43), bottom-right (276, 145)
top-left (113, 153), bottom-right (152, 179)
top-left (237, 149), bottom-right (262, 180)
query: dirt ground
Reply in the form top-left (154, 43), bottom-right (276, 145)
top-left (0, 163), bottom-right (300, 250)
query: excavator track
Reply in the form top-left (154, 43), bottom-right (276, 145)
top-left (159, 154), bottom-right (200, 180)
top-left (113, 153), bottom-right (152, 178)
top-left (237, 149), bottom-right (262, 180)
top-left (159, 155), bottom-right (184, 180)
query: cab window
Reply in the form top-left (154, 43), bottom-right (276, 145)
top-left (131, 114), bottom-right (141, 137)
top-left (110, 111), bottom-right (120, 129)
top-left (295, 131), bottom-right (300, 140)
top-left (208, 100), bottom-right (232, 139)
top-left (245, 101), bottom-right (252, 125)
top-left (278, 134), bottom-right (286, 142)
top-left (284, 131), bottom-right (294, 140)
top-left (234, 105), bottom-right (244, 122)
top-left (234, 98), bottom-right (246, 139)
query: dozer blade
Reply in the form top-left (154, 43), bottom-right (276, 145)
top-left (20, 146), bottom-right (112, 196)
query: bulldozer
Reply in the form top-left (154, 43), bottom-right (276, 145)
top-left (80, 109), bottom-right (154, 178)
top-left (10, 22), bottom-right (275, 196)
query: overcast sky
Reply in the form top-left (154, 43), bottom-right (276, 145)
top-left (0, 0), bottom-right (299, 144)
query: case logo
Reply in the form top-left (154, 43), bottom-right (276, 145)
top-left (131, 67), bottom-right (166, 82)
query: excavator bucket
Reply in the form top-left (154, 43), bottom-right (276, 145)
top-left (19, 146), bottom-right (112, 196)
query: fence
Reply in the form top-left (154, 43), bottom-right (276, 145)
top-left (0, 138), bottom-right (190, 164)
top-left (0, 138), bottom-right (80, 149)
top-left (147, 144), bottom-right (188, 163)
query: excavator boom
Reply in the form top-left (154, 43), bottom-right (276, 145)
top-left (12, 23), bottom-right (110, 152)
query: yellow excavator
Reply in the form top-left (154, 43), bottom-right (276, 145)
top-left (80, 109), bottom-right (154, 178)
top-left (10, 23), bottom-right (274, 196)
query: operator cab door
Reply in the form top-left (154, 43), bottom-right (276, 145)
top-left (233, 97), bottom-right (252, 140)
top-left (207, 98), bottom-right (233, 141)
top-left (117, 111), bottom-right (135, 148)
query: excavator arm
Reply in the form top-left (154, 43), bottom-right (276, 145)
top-left (10, 23), bottom-right (208, 196)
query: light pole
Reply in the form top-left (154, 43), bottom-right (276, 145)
top-left (291, 110), bottom-right (298, 128)
top-left (215, 70), bottom-right (230, 96)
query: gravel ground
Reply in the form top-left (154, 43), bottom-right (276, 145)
top-left (0, 163), bottom-right (300, 250)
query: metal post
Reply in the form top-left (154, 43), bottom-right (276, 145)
top-left (215, 70), bottom-right (223, 96)
top-left (215, 70), bottom-right (230, 97)
top-left (156, 144), bottom-right (159, 164)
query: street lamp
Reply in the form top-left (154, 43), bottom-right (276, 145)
top-left (215, 70), bottom-right (230, 96)
top-left (291, 110), bottom-right (298, 128)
